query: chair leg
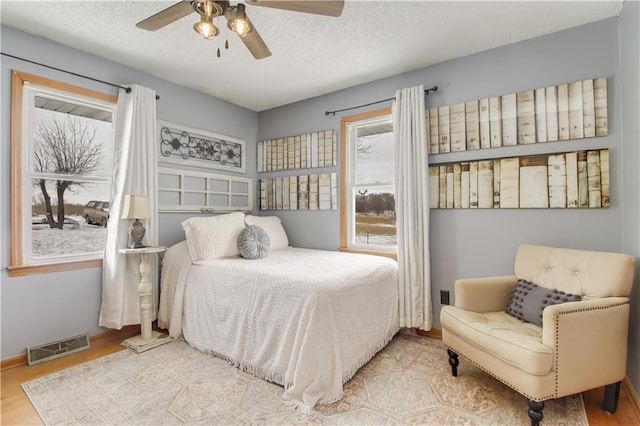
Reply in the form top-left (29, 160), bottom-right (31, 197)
top-left (527, 399), bottom-right (544, 426)
top-left (447, 349), bottom-right (459, 377)
top-left (603, 381), bottom-right (621, 413)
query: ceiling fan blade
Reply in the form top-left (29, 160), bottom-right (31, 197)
top-left (238, 18), bottom-right (271, 59)
top-left (245, 0), bottom-right (344, 17)
top-left (136, 1), bottom-right (194, 31)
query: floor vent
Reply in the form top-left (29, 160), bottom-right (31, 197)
top-left (27, 333), bottom-right (90, 366)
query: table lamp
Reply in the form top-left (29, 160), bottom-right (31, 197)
top-left (121, 195), bottom-right (151, 249)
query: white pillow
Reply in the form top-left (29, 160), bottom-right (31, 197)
top-left (182, 212), bottom-right (246, 261)
top-left (244, 215), bottom-right (289, 250)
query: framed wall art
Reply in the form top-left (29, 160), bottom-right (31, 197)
top-left (158, 120), bottom-right (246, 173)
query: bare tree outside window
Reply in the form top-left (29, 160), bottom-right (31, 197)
top-left (28, 103), bottom-right (114, 260)
top-left (356, 138), bottom-right (374, 160)
top-left (33, 116), bottom-right (102, 229)
top-left (353, 129), bottom-right (396, 248)
top-left (339, 109), bottom-right (396, 253)
top-left (9, 71), bottom-right (117, 274)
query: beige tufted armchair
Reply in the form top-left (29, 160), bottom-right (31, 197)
top-left (441, 244), bottom-right (636, 426)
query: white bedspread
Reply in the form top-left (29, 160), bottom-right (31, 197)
top-left (158, 244), bottom-right (399, 412)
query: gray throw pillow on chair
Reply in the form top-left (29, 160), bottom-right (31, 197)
top-left (506, 279), bottom-right (582, 326)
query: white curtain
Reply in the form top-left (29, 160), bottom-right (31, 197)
top-left (392, 84), bottom-right (432, 330)
top-left (99, 85), bottom-right (158, 329)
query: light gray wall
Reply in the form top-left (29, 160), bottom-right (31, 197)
top-left (619, 0), bottom-right (640, 397)
top-left (0, 26), bottom-right (258, 359)
top-left (259, 16), bottom-right (639, 394)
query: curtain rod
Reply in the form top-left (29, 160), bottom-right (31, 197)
top-left (324, 85), bottom-right (438, 116)
top-left (1, 52), bottom-right (161, 100)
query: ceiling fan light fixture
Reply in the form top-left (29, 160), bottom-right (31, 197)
top-left (228, 4), bottom-right (252, 37)
top-left (193, 17), bottom-right (219, 39)
top-left (136, 0), bottom-right (345, 60)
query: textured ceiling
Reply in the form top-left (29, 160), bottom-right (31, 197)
top-left (1, 1), bottom-right (624, 112)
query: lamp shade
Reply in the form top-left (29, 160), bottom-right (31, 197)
top-left (121, 195), bottom-right (151, 220)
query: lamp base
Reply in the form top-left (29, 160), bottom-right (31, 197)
top-left (129, 219), bottom-right (146, 249)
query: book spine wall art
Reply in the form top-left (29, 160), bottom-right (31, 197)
top-left (429, 149), bottom-right (609, 209)
top-left (426, 78), bottom-right (607, 154)
top-left (259, 173), bottom-right (338, 211)
top-left (257, 130), bottom-right (337, 172)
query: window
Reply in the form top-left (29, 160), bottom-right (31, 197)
top-left (340, 108), bottom-right (396, 258)
top-left (9, 71), bottom-right (117, 276)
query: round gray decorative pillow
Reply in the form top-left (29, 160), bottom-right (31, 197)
top-left (237, 225), bottom-right (271, 259)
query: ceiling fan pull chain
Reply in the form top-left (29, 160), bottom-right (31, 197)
top-left (217, 25), bottom-right (221, 58)
top-left (225, 22), bottom-right (229, 50)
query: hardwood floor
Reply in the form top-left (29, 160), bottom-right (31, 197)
top-left (1, 326), bottom-right (139, 426)
top-left (2, 328), bottom-right (639, 425)
top-left (583, 382), bottom-right (640, 425)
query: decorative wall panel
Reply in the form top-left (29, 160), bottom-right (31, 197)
top-left (158, 167), bottom-right (252, 213)
top-left (257, 130), bottom-right (337, 172)
top-left (259, 173), bottom-right (337, 211)
top-left (427, 78), bottom-right (607, 154)
top-left (429, 149), bottom-right (609, 209)
top-left (158, 120), bottom-right (246, 173)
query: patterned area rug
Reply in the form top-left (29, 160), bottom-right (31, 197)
top-left (22, 334), bottom-right (587, 425)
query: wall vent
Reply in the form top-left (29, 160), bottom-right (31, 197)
top-left (27, 333), bottom-right (90, 366)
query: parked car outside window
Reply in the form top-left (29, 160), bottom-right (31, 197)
top-left (83, 201), bottom-right (110, 227)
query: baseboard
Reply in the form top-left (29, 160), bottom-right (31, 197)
top-left (416, 327), bottom-right (442, 340)
top-left (0, 325), bottom-right (139, 371)
top-left (89, 325), bottom-right (139, 343)
top-left (0, 353), bottom-right (28, 371)
top-left (625, 377), bottom-right (640, 420)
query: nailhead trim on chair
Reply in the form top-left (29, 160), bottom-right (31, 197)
top-left (555, 311), bottom-right (560, 398)
top-left (554, 302), bottom-right (628, 399)
top-left (444, 344), bottom-right (554, 402)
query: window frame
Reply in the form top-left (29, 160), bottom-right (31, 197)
top-left (339, 108), bottom-right (397, 260)
top-left (9, 71), bottom-right (117, 277)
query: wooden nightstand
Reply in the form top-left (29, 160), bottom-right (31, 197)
top-left (119, 246), bottom-right (170, 353)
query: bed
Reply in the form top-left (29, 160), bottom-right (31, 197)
top-left (158, 213), bottom-right (399, 412)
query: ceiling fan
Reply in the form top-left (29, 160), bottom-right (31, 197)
top-left (136, 0), bottom-right (345, 60)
